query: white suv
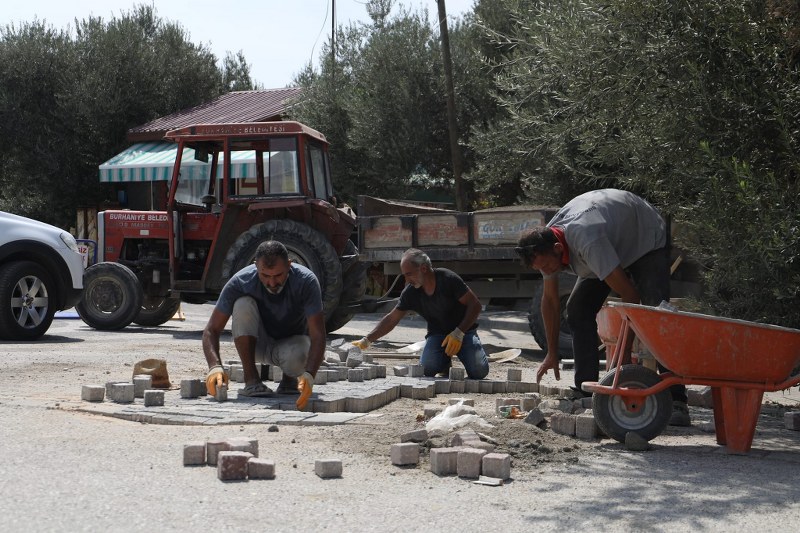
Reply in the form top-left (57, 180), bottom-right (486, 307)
top-left (0, 211), bottom-right (84, 340)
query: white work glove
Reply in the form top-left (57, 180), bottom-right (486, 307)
top-left (441, 328), bottom-right (465, 357)
top-left (206, 365), bottom-right (230, 396)
top-left (296, 371), bottom-right (314, 410)
top-left (351, 337), bottom-right (371, 350)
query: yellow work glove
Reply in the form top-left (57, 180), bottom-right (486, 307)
top-left (351, 337), bottom-right (371, 350)
top-left (441, 328), bottom-right (465, 357)
top-left (206, 365), bottom-right (229, 396)
top-left (296, 371), bottom-right (314, 410)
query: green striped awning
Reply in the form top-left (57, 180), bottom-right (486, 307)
top-left (99, 142), bottom-right (259, 182)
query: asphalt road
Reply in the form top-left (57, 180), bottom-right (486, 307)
top-left (1, 303), bottom-right (799, 532)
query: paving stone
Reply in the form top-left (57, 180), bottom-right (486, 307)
top-left (144, 389), bottom-right (165, 407)
top-left (492, 380), bottom-right (508, 394)
top-left (624, 431), bottom-right (651, 451)
top-left (409, 365), bottom-right (425, 378)
top-left (213, 384), bottom-right (228, 402)
top-left (347, 368), bottom-right (365, 382)
top-left (448, 367), bottom-right (465, 381)
top-left (324, 350), bottom-right (342, 364)
top-left (329, 338), bottom-right (345, 348)
top-left (424, 405), bottom-right (441, 419)
top-left (393, 366), bottom-right (409, 377)
top-left (81, 385), bottom-right (105, 402)
top-left (183, 442), bottom-right (206, 466)
top-left (248, 458), bottom-right (275, 479)
top-left (521, 395), bottom-right (541, 411)
top-left (323, 369), bottom-right (339, 383)
top-left (390, 443), bottom-right (420, 466)
top-left (448, 398), bottom-right (475, 407)
top-left (314, 371), bottom-right (328, 385)
top-left (479, 380), bottom-right (494, 394)
top-left (270, 366), bottom-right (284, 382)
top-left (108, 383), bottom-right (134, 403)
top-left (375, 365), bottom-right (387, 378)
top-left (464, 380), bottom-right (480, 393)
top-left (785, 411), bottom-right (800, 431)
top-left (434, 379), bottom-right (451, 394)
top-left (457, 448), bottom-right (488, 478)
top-left (227, 437), bottom-right (258, 457)
top-left (133, 375), bottom-right (152, 398)
top-left (449, 380), bottom-right (465, 393)
top-left (581, 396), bottom-right (593, 409)
top-left (315, 458), bottom-right (343, 478)
top-left (482, 453), bottom-right (511, 480)
top-left (400, 429), bottom-right (429, 443)
top-left (346, 352), bottom-right (363, 368)
top-left (575, 412), bottom-right (599, 439)
top-left (206, 439), bottom-right (232, 466)
top-left (180, 379), bottom-right (205, 399)
top-left (507, 368), bottom-right (522, 382)
top-left (451, 429), bottom-right (482, 447)
top-left (523, 408), bottom-right (546, 427)
top-left (551, 412), bottom-right (577, 436)
top-left (217, 451), bottom-right (253, 481)
top-left (411, 385), bottom-right (433, 400)
top-left (430, 448), bottom-right (459, 476)
top-left (229, 365), bottom-right (245, 383)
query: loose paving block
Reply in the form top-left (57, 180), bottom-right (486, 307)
top-left (144, 389), bottom-right (165, 407)
top-left (551, 412), bottom-right (577, 436)
top-left (229, 365), bottom-right (245, 383)
top-left (409, 365), bottom-right (424, 378)
top-left (206, 439), bottom-right (232, 466)
top-left (524, 408), bottom-right (545, 427)
top-left (375, 365), bottom-right (387, 378)
top-left (217, 451), bottom-right (252, 481)
top-left (457, 448), bottom-right (488, 478)
top-left (227, 437), bottom-right (258, 457)
top-left (448, 398), bottom-right (475, 407)
top-left (575, 412), bottom-right (599, 439)
top-left (390, 443), bottom-right (420, 466)
top-left (400, 429), bottom-right (429, 443)
top-left (329, 338), bottom-right (345, 348)
top-left (451, 429), bottom-right (481, 447)
top-left (785, 411), bottom-right (800, 431)
top-left (314, 371), bottom-right (328, 385)
top-left (448, 367), bottom-right (465, 381)
top-left (108, 383), bottom-right (134, 403)
top-left (133, 375), bottom-right (152, 398)
top-left (393, 366), bottom-right (409, 377)
top-left (324, 350), bottom-right (341, 364)
top-left (346, 352), bottom-right (363, 368)
top-left (81, 385), bottom-right (105, 402)
top-left (430, 448), bottom-right (459, 476)
top-left (521, 396), bottom-right (541, 411)
top-left (482, 453), bottom-right (511, 480)
top-left (347, 368), bottom-right (365, 382)
top-left (180, 379), bottom-right (205, 399)
top-left (183, 442), bottom-right (206, 466)
top-left (213, 384), bottom-right (228, 402)
top-left (424, 405), bottom-right (441, 419)
top-left (248, 458), bottom-right (275, 479)
top-left (507, 368), bottom-right (522, 382)
top-left (315, 458), bottom-right (343, 478)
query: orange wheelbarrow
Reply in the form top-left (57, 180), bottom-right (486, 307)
top-left (583, 302), bottom-right (800, 454)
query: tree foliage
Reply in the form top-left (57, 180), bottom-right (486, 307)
top-left (468, 0), bottom-right (800, 325)
top-left (0, 4), bottom-right (253, 228)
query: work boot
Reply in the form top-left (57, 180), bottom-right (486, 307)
top-left (276, 375), bottom-right (299, 395)
top-left (669, 401), bottom-right (691, 426)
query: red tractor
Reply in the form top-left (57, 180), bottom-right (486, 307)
top-left (77, 122), bottom-right (366, 332)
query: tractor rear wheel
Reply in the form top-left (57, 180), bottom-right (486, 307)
top-left (134, 296), bottom-right (182, 327)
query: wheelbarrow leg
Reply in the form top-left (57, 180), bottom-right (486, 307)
top-left (714, 386), bottom-right (764, 454)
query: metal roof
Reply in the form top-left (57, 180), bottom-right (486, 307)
top-left (126, 87), bottom-right (304, 142)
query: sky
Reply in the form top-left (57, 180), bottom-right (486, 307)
top-left (4, 0), bottom-right (477, 89)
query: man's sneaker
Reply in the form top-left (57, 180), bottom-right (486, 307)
top-left (669, 401), bottom-right (691, 426)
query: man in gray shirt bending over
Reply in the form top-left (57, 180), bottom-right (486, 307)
top-left (516, 188), bottom-right (689, 426)
top-left (202, 240), bottom-right (325, 410)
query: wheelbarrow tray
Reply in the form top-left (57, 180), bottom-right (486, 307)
top-left (607, 302), bottom-right (800, 384)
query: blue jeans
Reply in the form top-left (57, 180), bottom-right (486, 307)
top-left (420, 331), bottom-right (489, 379)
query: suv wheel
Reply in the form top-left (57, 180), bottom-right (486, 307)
top-left (0, 260), bottom-right (56, 341)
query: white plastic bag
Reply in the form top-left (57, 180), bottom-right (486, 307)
top-left (425, 400), bottom-right (493, 436)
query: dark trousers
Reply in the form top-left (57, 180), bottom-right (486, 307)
top-left (567, 247), bottom-right (687, 402)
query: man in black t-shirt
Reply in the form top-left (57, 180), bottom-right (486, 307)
top-left (352, 248), bottom-right (489, 379)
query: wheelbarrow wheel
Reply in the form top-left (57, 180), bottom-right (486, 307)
top-left (592, 364), bottom-right (672, 443)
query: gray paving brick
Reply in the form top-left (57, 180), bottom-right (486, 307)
top-left (784, 411), bottom-right (800, 430)
top-left (144, 389), bottom-right (165, 407)
top-left (575, 412), bottom-right (599, 439)
top-left (464, 380), bottom-right (480, 393)
top-left (183, 442), bottom-right (206, 465)
top-left (133, 375), bottom-right (152, 398)
top-left (457, 448), bottom-right (487, 478)
top-left (430, 448), bottom-right (459, 476)
top-left (217, 451), bottom-right (252, 481)
top-left (551, 412), bottom-right (577, 436)
top-left (449, 380), bottom-right (465, 393)
top-left (507, 368), bottom-right (522, 382)
top-left (479, 380), bottom-right (494, 394)
top-left (248, 458), bottom-right (275, 479)
top-left (448, 367), bottom-right (465, 381)
top-left (108, 383), bottom-right (134, 403)
top-left (393, 366), bottom-right (409, 377)
top-left (400, 429), bottom-right (429, 443)
top-left (315, 458), bottom-right (343, 478)
top-left (491, 380), bottom-right (508, 394)
top-left (81, 385), bottom-right (105, 402)
top-left (482, 453), bottom-right (511, 480)
top-left (409, 365), bottom-right (424, 377)
top-left (391, 443), bottom-right (420, 466)
top-left (180, 379), bottom-right (205, 399)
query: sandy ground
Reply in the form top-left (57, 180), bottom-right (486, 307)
top-left (1, 303), bottom-right (799, 532)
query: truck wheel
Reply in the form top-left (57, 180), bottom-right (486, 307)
top-left (0, 260), bottom-right (56, 341)
top-left (77, 262), bottom-right (143, 330)
top-left (528, 273), bottom-right (576, 357)
top-left (223, 220), bottom-right (343, 318)
top-left (592, 364), bottom-right (672, 443)
top-left (326, 240), bottom-right (367, 333)
top-left (134, 296), bottom-right (181, 327)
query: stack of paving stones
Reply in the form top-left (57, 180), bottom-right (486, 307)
top-left (785, 411), bottom-right (800, 431)
top-left (390, 427), bottom-right (512, 485)
top-left (184, 437), bottom-right (342, 481)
